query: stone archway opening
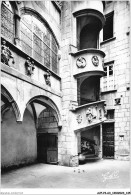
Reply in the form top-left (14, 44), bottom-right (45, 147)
top-left (25, 96), bottom-right (61, 165)
top-left (78, 125), bottom-right (102, 164)
top-left (79, 76), bottom-right (100, 106)
top-left (1, 92), bottom-right (60, 170)
top-left (80, 24), bottom-right (99, 49)
top-left (37, 107), bottom-right (58, 164)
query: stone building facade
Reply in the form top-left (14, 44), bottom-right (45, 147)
top-left (1, 1), bottom-right (130, 170)
top-left (100, 1), bottom-right (130, 160)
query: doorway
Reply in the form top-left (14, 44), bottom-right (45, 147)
top-left (102, 123), bottom-right (114, 158)
top-left (37, 133), bottom-right (58, 164)
top-left (37, 107), bottom-right (58, 164)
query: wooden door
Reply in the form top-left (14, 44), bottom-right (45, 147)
top-left (37, 133), bottom-right (48, 163)
top-left (103, 123), bottom-right (114, 158)
top-left (47, 134), bottom-right (58, 164)
top-left (37, 133), bottom-right (58, 164)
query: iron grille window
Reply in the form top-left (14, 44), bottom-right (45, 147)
top-left (20, 14), bottom-right (58, 74)
top-left (1, 1), bottom-right (14, 43)
top-left (103, 12), bottom-right (114, 41)
top-left (101, 61), bottom-right (114, 92)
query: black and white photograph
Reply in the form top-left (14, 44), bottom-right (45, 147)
top-left (1, 0), bottom-right (130, 194)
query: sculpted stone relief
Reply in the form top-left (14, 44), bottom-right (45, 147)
top-left (92, 55), bottom-right (99, 66)
top-left (76, 57), bottom-right (86, 68)
top-left (1, 40), bottom-right (15, 66)
top-left (25, 57), bottom-right (35, 76)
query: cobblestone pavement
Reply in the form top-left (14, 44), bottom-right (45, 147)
top-left (1, 159), bottom-right (130, 189)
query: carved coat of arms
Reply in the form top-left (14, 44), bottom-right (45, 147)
top-left (92, 56), bottom-right (99, 66)
top-left (76, 57), bottom-right (86, 68)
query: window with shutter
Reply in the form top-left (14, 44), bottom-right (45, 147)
top-left (101, 61), bottom-right (115, 92)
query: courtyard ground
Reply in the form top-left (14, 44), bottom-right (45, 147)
top-left (1, 159), bottom-right (130, 192)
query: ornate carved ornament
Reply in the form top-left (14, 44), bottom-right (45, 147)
top-left (114, 97), bottom-right (121, 105)
top-left (25, 57), bottom-right (35, 76)
top-left (44, 70), bottom-right (51, 86)
top-left (1, 40), bottom-right (15, 66)
top-left (76, 57), bottom-right (86, 68)
top-left (86, 107), bottom-right (96, 123)
top-left (76, 114), bottom-right (82, 124)
top-left (92, 56), bottom-right (99, 66)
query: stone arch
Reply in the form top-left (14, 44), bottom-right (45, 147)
top-left (24, 95), bottom-right (61, 164)
top-left (24, 95), bottom-right (62, 128)
top-left (1, 85), bottom-right (21, 122)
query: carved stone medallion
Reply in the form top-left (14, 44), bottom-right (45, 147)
top-left (92, 56), bottom-right (99, 66)
top-left (76, 57), bottom-right (86, 68)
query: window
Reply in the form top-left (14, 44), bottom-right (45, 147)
top-left (103, 11), bottom-right (114, 41)
top-left (20, 14), bottom-right (58, 74)
top-left (1, 1), bottom-right (14, 42)
top-left (107, 110), bottom-right (114, 120)
top-left (101, 61), bottom-right (114, 92)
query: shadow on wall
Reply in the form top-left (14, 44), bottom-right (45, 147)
top-left (1, 107), bottom-right (37, 170)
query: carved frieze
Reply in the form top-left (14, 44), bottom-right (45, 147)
top-left (76, 57), bottom-right (86, 68)
top-left (25, 57), bottom-right (35, 76)
top-left (92, 56), bottom-right (99, 66)
top-left (76, 114), bottom-right (82, 124)
top-left (44, 70), bottom-right (51, 86)
top-left (1, 40), bottom-right (15, 66)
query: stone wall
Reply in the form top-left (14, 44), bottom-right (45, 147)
top-left (1, 108), bottom-right (37, 168)
top-left (100, 1), bottom-right (130, 160)
top-left (59, 1), bottom-right (78, 166)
